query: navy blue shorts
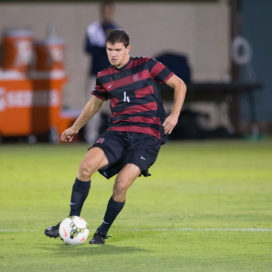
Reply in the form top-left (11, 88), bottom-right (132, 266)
top-left (92, 130), bottom-right (161, 179)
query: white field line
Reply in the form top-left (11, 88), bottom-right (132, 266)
top-left (1, 228), bottom-right (272, 232)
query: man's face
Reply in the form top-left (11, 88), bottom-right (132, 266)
top-left (101, 4), bottom-right (114, 24)
top-left (106, 42), bottom-right (131, 68)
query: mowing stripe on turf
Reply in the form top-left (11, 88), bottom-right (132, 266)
top-left (1, 228), bottom-right (272, 232)
top-left (122, 228), bottom-right (272, 232)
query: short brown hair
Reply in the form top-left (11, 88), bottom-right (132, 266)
top-left (106, 29), bottom-right (130, 47)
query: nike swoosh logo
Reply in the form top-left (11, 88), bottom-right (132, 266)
top-left (63, 227), bottom-right (68, 237)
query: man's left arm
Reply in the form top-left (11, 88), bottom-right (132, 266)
top-left (163, 75), bottom-right (187, 134)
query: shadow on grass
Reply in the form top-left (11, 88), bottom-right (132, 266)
top-left (39, 244), bottom-right (148, 256)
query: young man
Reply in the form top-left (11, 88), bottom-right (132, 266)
top-left (45, 29), bottom-right (187, 244)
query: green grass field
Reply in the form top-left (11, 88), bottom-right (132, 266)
top-left (0, 140), bottom-right (271, 272)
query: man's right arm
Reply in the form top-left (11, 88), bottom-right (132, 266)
top-left (61, 96), bottom-right (104, 142)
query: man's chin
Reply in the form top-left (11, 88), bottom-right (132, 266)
top-left (111, 62), bottom-right (120, 67)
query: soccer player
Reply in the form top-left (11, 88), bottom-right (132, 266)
top-left (44, 29), bottom-right (187, 244)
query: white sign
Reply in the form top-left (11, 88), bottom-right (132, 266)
top-left (0, 88), bottom-right (60, 112)
top-left (0, 88), bottom-right (6, 111)
top-left (15, 40), bottom-right (33, 67)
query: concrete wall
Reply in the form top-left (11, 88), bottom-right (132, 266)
top-left (0, 1), bottom-right (230, 109)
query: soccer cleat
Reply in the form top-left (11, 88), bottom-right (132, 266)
top-left (44, 222), bottom-right (61, 238)
top-left (89, 231), bottom-right (109, 245)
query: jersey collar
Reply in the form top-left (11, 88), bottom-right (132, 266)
top-left (113, 57), bottom-right (133, 71)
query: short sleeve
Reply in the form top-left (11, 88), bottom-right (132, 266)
top-left (149, 58), bottom-right (174, 84)
top-left (91, 77), bottom-right (109, 101)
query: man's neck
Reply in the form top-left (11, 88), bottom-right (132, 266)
top-left (115, 56), bottom-right (130, 69)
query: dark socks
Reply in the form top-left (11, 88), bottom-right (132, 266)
top-left (97, 196), bottom-right (125, 235)
top-left (69, 178), bottom-right (91, 216)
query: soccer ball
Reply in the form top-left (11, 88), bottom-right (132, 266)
top-left (59, 216), bottom-right (89, 245)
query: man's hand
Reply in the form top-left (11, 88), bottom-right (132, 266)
top-left (162, 113), bottom-right (179, 134)
top-left (61, 127), bottom-right (78, 142)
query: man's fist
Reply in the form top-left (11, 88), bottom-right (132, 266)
top-left (61, 127), bottom-right (78, 142)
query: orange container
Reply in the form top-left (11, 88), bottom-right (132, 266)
top-left (2, 29), bottom-right (33, 72)
top-left (0, 33), bottom-right (75, 141)
top-left (0, 75), bottom-right (74, 140)
top-left (34, 38), bottom-right (64, 71)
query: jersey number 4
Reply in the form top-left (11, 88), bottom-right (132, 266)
top-left (123, 91), bottom-right (130, 103)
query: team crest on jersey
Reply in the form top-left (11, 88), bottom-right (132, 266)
top-left (96, 137), bottom-right (105, 144)
top-left (133, 74), bottom-right (139, 81)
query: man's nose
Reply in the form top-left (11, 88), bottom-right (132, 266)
top-left (111, 51), bottom-right (117, 56)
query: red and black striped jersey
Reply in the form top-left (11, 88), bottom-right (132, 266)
top-left (91, 57), bottom-right (174, 140)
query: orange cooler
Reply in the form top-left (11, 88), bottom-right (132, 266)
top-left (0, 75), bottom-right (67, 137)
top-left (34, 38), bottom-right (64, 71)
top-left (2, 29), bottom-right (33, 72)
top-left (0, 32), bottom-right (75, 142)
